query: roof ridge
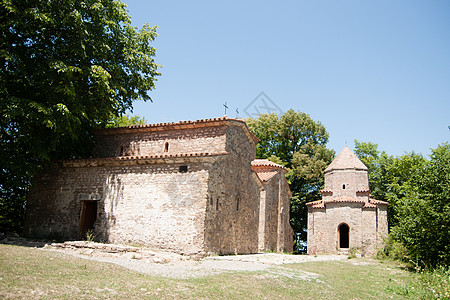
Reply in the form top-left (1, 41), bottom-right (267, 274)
top-left (96, 116), bottom-right (246, 132)
top-left (94, 116), bottom-right (260, 146)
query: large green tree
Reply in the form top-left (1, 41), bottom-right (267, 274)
top-left (0, 0), bottom-right (160, 230)
top-left (354, 140), bottom-right (427, 227)
top-left (106, 114), bottom-right (147, 128)
top-left (390, 144), bottom-right (450, 267)
top-left (354, 140), bottom-right (449, 267)
top-left (247, 110), bottom-right (334, 251)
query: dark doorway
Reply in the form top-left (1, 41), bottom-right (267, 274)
top-left (338, 223), bottom-right (350, 248)
top-left (79, 201), bottom-right (98, 239)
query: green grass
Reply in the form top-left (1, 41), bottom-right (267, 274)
top-left (0, 244), bottom-right (441, 299)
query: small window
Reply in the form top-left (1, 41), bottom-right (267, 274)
top-left (119, 146), bottom-right (124, 156)
top-left (343, 184), bottom-right (346, 189)
top-left (179, 165), bottom-right (188, 173)
top-left (164, 142), bottom-right (169, 152)
top-left (216, 198), bottom-right (219, 211)
top-left (236, 195), bottom-right (240, 212)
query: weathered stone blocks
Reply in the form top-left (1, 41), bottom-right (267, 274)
top-left (24, 118), bottom-right (293, 255)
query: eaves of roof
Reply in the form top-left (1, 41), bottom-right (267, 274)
top-left (251, 159), bottom-right (287, 173)
top-left (60, 151), bottom-right (229, 167)
top-left (306, 197), bottom-right (389, 209)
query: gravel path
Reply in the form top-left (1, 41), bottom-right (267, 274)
top-left (42, 243), bottom-right (347, 278)
top-left (1, 236), bottom-right (347, 279)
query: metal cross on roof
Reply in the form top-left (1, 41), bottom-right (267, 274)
top-left (223, 102), bottom-right (228, 115)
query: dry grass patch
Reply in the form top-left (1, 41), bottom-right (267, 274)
top-left (0, 244), bottom-right (426, 299)
top-left (287, 259), bottom-right (418, 299)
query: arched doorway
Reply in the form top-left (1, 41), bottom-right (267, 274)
top-left (338, 223), bottom-right (350, 248)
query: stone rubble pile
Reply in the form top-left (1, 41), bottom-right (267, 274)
top-left (46, 241), bottom-right (199, 263)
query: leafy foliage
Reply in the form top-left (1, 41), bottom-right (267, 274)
top-left (0, 0), bottom-right (160, 230)
top-left (355, 141), bottom-right (449, 268)
top-left (105, 114), bottom-right (147, 128)
top-left (353, 140), bottom-right (427, 227)
top-left (247, 110), bottom-right (334, 251)
top-left (390, 144), bottom-right (450, 268)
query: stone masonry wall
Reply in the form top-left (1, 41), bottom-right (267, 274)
top-left (99, 162), bottom-right (209, 254)
top-left (257, 172), bottom-right (293, 253)
top-left (260, 178), bottom-right (279, 251)
top-left (361, 208), bottom-right (377, 254)
top-left (94, 126), bottom-right (227, 158)
top-left (25, 119), bottom-right (266, 255)
top-left (376, 205), bottom-right (389, 251)
top-left (25, 166), bottom-right (98, 240)
top-left (307, 203), bottom-right (365, 254)
top-left (257, 190), bottom-right (266, 251)
top-left (24, 161), bottom-right (211, 254)
top-left (307, 203), bottom-right (386, 255)
top-left (204, 125), bottom-right (261, 254)
top-left (307, 208), bottom-right (323, 254)
top-left (279, 176), bottom-right (293, 252)
top-left (323, 170), bottom-right (369, 198)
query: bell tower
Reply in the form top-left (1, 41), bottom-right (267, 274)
top-left (322, 146), bottom-right (370, 201)
top-left (306, 146), bottom-right (389, 255)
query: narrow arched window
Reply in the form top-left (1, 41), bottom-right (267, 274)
top-left (236, 195), bottom-right (240, 212)
top-left (164, 142), bottom-right (169, 152)
top-left (343, 184), bottom-right (346, 189)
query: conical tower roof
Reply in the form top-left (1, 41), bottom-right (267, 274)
top-left (324, 146), bottom-right (368, 173)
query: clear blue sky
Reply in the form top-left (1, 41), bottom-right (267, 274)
top-left (123, 0), bottom-right (449, 156)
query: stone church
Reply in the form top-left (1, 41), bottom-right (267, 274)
top-left (24, 117), bottom-right (293, 255)
top-left (306, 146), bottom-right (388, 255)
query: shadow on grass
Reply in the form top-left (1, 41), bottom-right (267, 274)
top-left (0, 232), bottom-right (55, 248)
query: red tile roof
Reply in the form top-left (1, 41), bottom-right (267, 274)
top-left (356, 189), bottom-right (371, 193)
top-left (97, 117), bottom-right (235, 132)
top-left (94, 116), bottom-right (260, 145)
top-left (320, 189), bottom-right (333, 195)
top-left (306, 199), bottom-right (325, 208)
top-left (326, 196), bottom-right (366, 204)
top-left (251, 159), bottom-right (287, 172)
top-left (254, 171), bottom-right (279, 182)
top-left (306, 197), bottom-right (389, 208)
top-left (368, 198), bottom-right (389, 206)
